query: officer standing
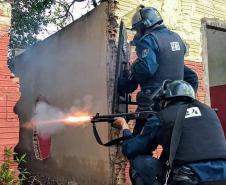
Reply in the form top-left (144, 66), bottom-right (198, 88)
top-left (119, 5), bottom-right (198, 94)
top-left (115, 80), bottom-right (226, 185)
top-left (118, 5), bottom-right (198, 132)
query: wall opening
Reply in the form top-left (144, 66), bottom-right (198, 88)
top-left (203, 19), bottom-right (226, 136)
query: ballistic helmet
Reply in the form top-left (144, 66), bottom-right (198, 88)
top-left (163, 80), bottom-right (195, 100)
top-left (131, 5), bottom-right (163, 31)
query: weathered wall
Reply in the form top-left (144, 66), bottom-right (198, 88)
top-left (207, 27), bottom-right (226, 87)
top-left (206, 26), bottom-right (226, 136)
top-left (14, 3), bottom-right (111, 184)
top-left (117, 0), bottom-right (226, 61)
top-left (0, 1), bottom-right (19, 163)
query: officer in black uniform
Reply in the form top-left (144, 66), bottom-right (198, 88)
top-left (115, 80), bottom-right (226, 185)
top-left (118, 5), bottom-right (198, 135)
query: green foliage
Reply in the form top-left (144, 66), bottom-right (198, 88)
top-left (0, 147), bottom-right (30, 185)
top-left (9, 0), bottom-right (55, 66)
top-left (9, 0), bottom-right (99, 69)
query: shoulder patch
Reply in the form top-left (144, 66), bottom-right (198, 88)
top-left (142, 48), bottom-right (149, 58)
top-left (185, 107), bottom-right (202, 118)
top-left (170, 42), bottom-right (181, 51)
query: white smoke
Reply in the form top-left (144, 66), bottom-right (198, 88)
top-left (30, 95), bottom-right (93, 138)
top-left (32, 102), bottom-right (65, 138)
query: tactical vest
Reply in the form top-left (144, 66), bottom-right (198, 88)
top-left (141, 28), bottom-right (185, 90)
top-left (158, 100), bottom-right (226, 166)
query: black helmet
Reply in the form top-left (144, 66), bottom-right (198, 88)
top-left (163, 80), bottom-right (196, 100)
top-left (131, 5), bottom-right (163, 31)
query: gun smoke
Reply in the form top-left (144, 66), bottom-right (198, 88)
top-left (26, 96), bottom-right (93, 138)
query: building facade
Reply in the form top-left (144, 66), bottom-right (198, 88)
top-left (0, 1), bottom-right (19, 163)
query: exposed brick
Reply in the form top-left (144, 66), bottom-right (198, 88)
top-left (0, 132), bottom-right (19, 139)
top-left (0, 106), bottom-right (6, 112)
top-left (0, 127), bottom-right (19, 134)
top-left (5, 101), bottom-right (18, 107)
top-left (6, 113), bottom-right (18, 119)
top-left (0, 4), bottom-right (19, 164)
top-left (0, 138), bottom-right (18, 145)
top-left (0, 113), bottom-right (6, 119)
top-left (0, 122), bottom-right (19, 128)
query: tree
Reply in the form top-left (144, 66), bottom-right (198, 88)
top-left (9, 0), bottom-right (98, 69)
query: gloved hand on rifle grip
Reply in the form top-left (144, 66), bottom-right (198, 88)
top-left (113, 117), bottom-right (129, 130)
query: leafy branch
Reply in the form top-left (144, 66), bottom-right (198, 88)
top-left (0, 147), bottom-right (30, 185)
top-left (9, 0), bottom-right (99, 69)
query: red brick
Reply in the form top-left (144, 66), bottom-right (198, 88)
top-left (0, 16), bottom-right (19, 164)
top-left (0, 69), bottom-right (12, 75)
top-left (5, 101), bottom-right (18, 107)
top-left (0, 132), bottom-right (19, 139)
top-left (0, 145), bottom-right (16, 152)
top-left (0, 138), bottom-right (18, 145)
top-left (0, 81), bottom-right (19, 87)
top-left (0, 101), bottom-right (6, 107)
top-left (0, 126), bottom-right (19, 132)
top-left (6, 95), bottom-right (19, 101)
top-left (6, 118), bottom-right (19, 122)
top-left (0, 106), bottom-right (6, 112)
top-left (0, 122), bottom-right (19, 128)
top-left (0, 113), bottom-right (6, 119)
top-left (6, 106), bottom-right (15, 112)
top-left (6, 112), bottom-right (18, 119)
top-left (0, 75), bottom-right (10, 80)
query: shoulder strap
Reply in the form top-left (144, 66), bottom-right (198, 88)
top-left (169, 104), bottom-right (189, 167)
top-left (92, 123), bottom-right (132, 147)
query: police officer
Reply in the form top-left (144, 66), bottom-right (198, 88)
top-left (119, 5), bottom-right (198, 93)
top-left (115, 80), bottom-right (226, 185)
top-left (118, 5), bottom-right (198, 135)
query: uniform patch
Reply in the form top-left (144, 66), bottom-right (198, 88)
top-left (142, 48), bottom-right (149, 58)
top-left (170, 42), bottom-right (181, 51)
top-left (185, 107), bottom-right (202, 118)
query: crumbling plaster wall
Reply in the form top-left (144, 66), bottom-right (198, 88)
top-left (14, 3), bottom-right (112, 185)
top-left (107, 1), bottom-right (129, 184)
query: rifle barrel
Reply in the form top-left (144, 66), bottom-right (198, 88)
top-left (91, 111), bottom-right (157, 123)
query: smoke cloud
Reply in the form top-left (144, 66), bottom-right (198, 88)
top-left (32, 102), bottom-right (65, 138)
top-left (29, 95), bottom-right (93, 138)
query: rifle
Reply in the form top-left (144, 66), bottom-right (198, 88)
top-left (91, 110), bottom-right (157, 146)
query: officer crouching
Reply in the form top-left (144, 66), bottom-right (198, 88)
top-left (114, 80), bottom-right (226, 185)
